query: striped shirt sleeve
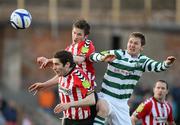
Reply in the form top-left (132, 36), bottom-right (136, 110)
top-left (142, 56), bottom-right (170, 72)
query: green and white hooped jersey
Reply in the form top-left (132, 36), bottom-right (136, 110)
top-left (90, 49), bottom-right (170, 100)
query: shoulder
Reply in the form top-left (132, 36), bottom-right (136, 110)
top-left (79, 39), bottom-right (95, 53)
top-left (135, 98), bottom-right (153, 114)
top-left (139, 54), bottom-right (149, 60)
top-left (140, 98), bottom-right (153, 110)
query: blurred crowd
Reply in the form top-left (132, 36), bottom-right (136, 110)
top-left (0, 93), bottom-right (34, 125)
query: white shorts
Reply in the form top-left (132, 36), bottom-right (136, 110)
top-left (98, 92), bottom-right (132, 125)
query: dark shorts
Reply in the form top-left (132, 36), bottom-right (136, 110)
top-left (62, 117), bottom-right (93, 125)
top-left (90, 103), bottom-right (97, 120)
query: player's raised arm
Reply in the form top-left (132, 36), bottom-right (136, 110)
top-left (37, 56), bottom-right (53, 69)
top-left (142, 55), bottom-right (176, 72)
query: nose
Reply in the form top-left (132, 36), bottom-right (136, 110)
top-left (130, 43), bottom-right (135, 47)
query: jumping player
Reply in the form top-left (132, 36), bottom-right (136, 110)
top-left (89, 32), bottom-right (176, 125)
top-left (29, 50), bottom-right (97, 125)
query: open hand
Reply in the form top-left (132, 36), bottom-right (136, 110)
top-left (101, 54), bottom-right (116, 62)
top-left (28, 82), bottom-right (43, 95)
top-left (37, 57), bottom-right (53, 69)
top-left (54, 103), bottom-right (71, 114)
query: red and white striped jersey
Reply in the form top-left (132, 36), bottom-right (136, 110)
top-left (65, 39), bottom-right (96, 88)
top-left (58, 66), bottom-right (93, 120)
top-left (133, 97), bottom-right (174, 125)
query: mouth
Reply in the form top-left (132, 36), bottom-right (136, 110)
top-left (158, 93), bottom-right (162, 96)
top-left (129, 48), bottom-right (135, 51)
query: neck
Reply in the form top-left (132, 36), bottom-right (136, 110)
top-left (126, 50), bottom-right (140, 58)
top-left (154, 96), bottom-right (165, 103)
top-left (63, 63), bottom-right (76, 77)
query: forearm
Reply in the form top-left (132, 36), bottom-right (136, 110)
top-left (43, 75), bottom-right (59, 88)
top-left (70, 92), bottom-right (96, 107)
top-left (144, 60), bottom-right (170, 72)
top-left (131, 115), bottom-right (138, 125)
top-left (73, 55), bottom-right (85, 64)
top-left (89, 52), bottom-right (104, 62)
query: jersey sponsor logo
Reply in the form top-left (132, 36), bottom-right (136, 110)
top-left (58, 85), bottom-right (72, 95)
top-left (155, 116), bottom-right (167, 123)
top-left (114, 68), bottom-right (135, 76)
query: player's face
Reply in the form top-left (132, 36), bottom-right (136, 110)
top-left (127, 37), bottom-right (143, 57)
top-left (72, 27), bottom-right (85, 44)
top-left (153, 81), bottom-right (168, 101)
top-left (52, 58), bottom-right (69, 76)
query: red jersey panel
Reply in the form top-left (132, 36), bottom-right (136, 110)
top-left (58, 67), bottom-right (93, 120)
top-left (65, 39), bottom-right (96, 87)
top-left (133, 97), bottom-right (174, 125)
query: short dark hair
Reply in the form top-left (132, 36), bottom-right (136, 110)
top-left (129, 32), bottom-right (146, 46)
top-left (54, 50), bottom-right (75, 67)
top-left (154, 80), bottom-right (169, 90)
top-left (73, 19), bottom-right (90, 35)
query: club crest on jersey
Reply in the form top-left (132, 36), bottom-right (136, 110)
top-left (82, 80), bottom-right (91, 89)
top-left (136, 103), bottom-right (145, 113)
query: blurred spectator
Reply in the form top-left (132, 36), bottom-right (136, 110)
top-left (37, 89), bottom-right (56, 114)
top-left (167, 94), bottom-right (178, 120)
top-left (2, 100), bottom-right (17, 125)
top-left (0, 111), bottom-right (5, 125)
top-left (171, 83), bottom-right (180, 123)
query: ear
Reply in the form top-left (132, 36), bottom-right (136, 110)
top-left (140, 46), bottom-right (144, 51)
top-left (166, 90), bottom-right (169, 95)
top-left (65, 62), bottom-right (71, 68)
top-left (84, 35), bottom-right (88, 39)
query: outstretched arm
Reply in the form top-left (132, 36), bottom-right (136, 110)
top-left (37, 56), bottom-right (53, 69)
top-left (143, 56), bottom-right (176, 72)
top-left (28, 75), bottom-right (59, 95)
top-left (54, 92), bottom-right (96, 113)
top-left (37, 55), bottom-right (86, 68)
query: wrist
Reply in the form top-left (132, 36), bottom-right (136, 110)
top-left (164, 61), bottom-right (171, 67)
top-left (69, 102), bottom-right (73, 107)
